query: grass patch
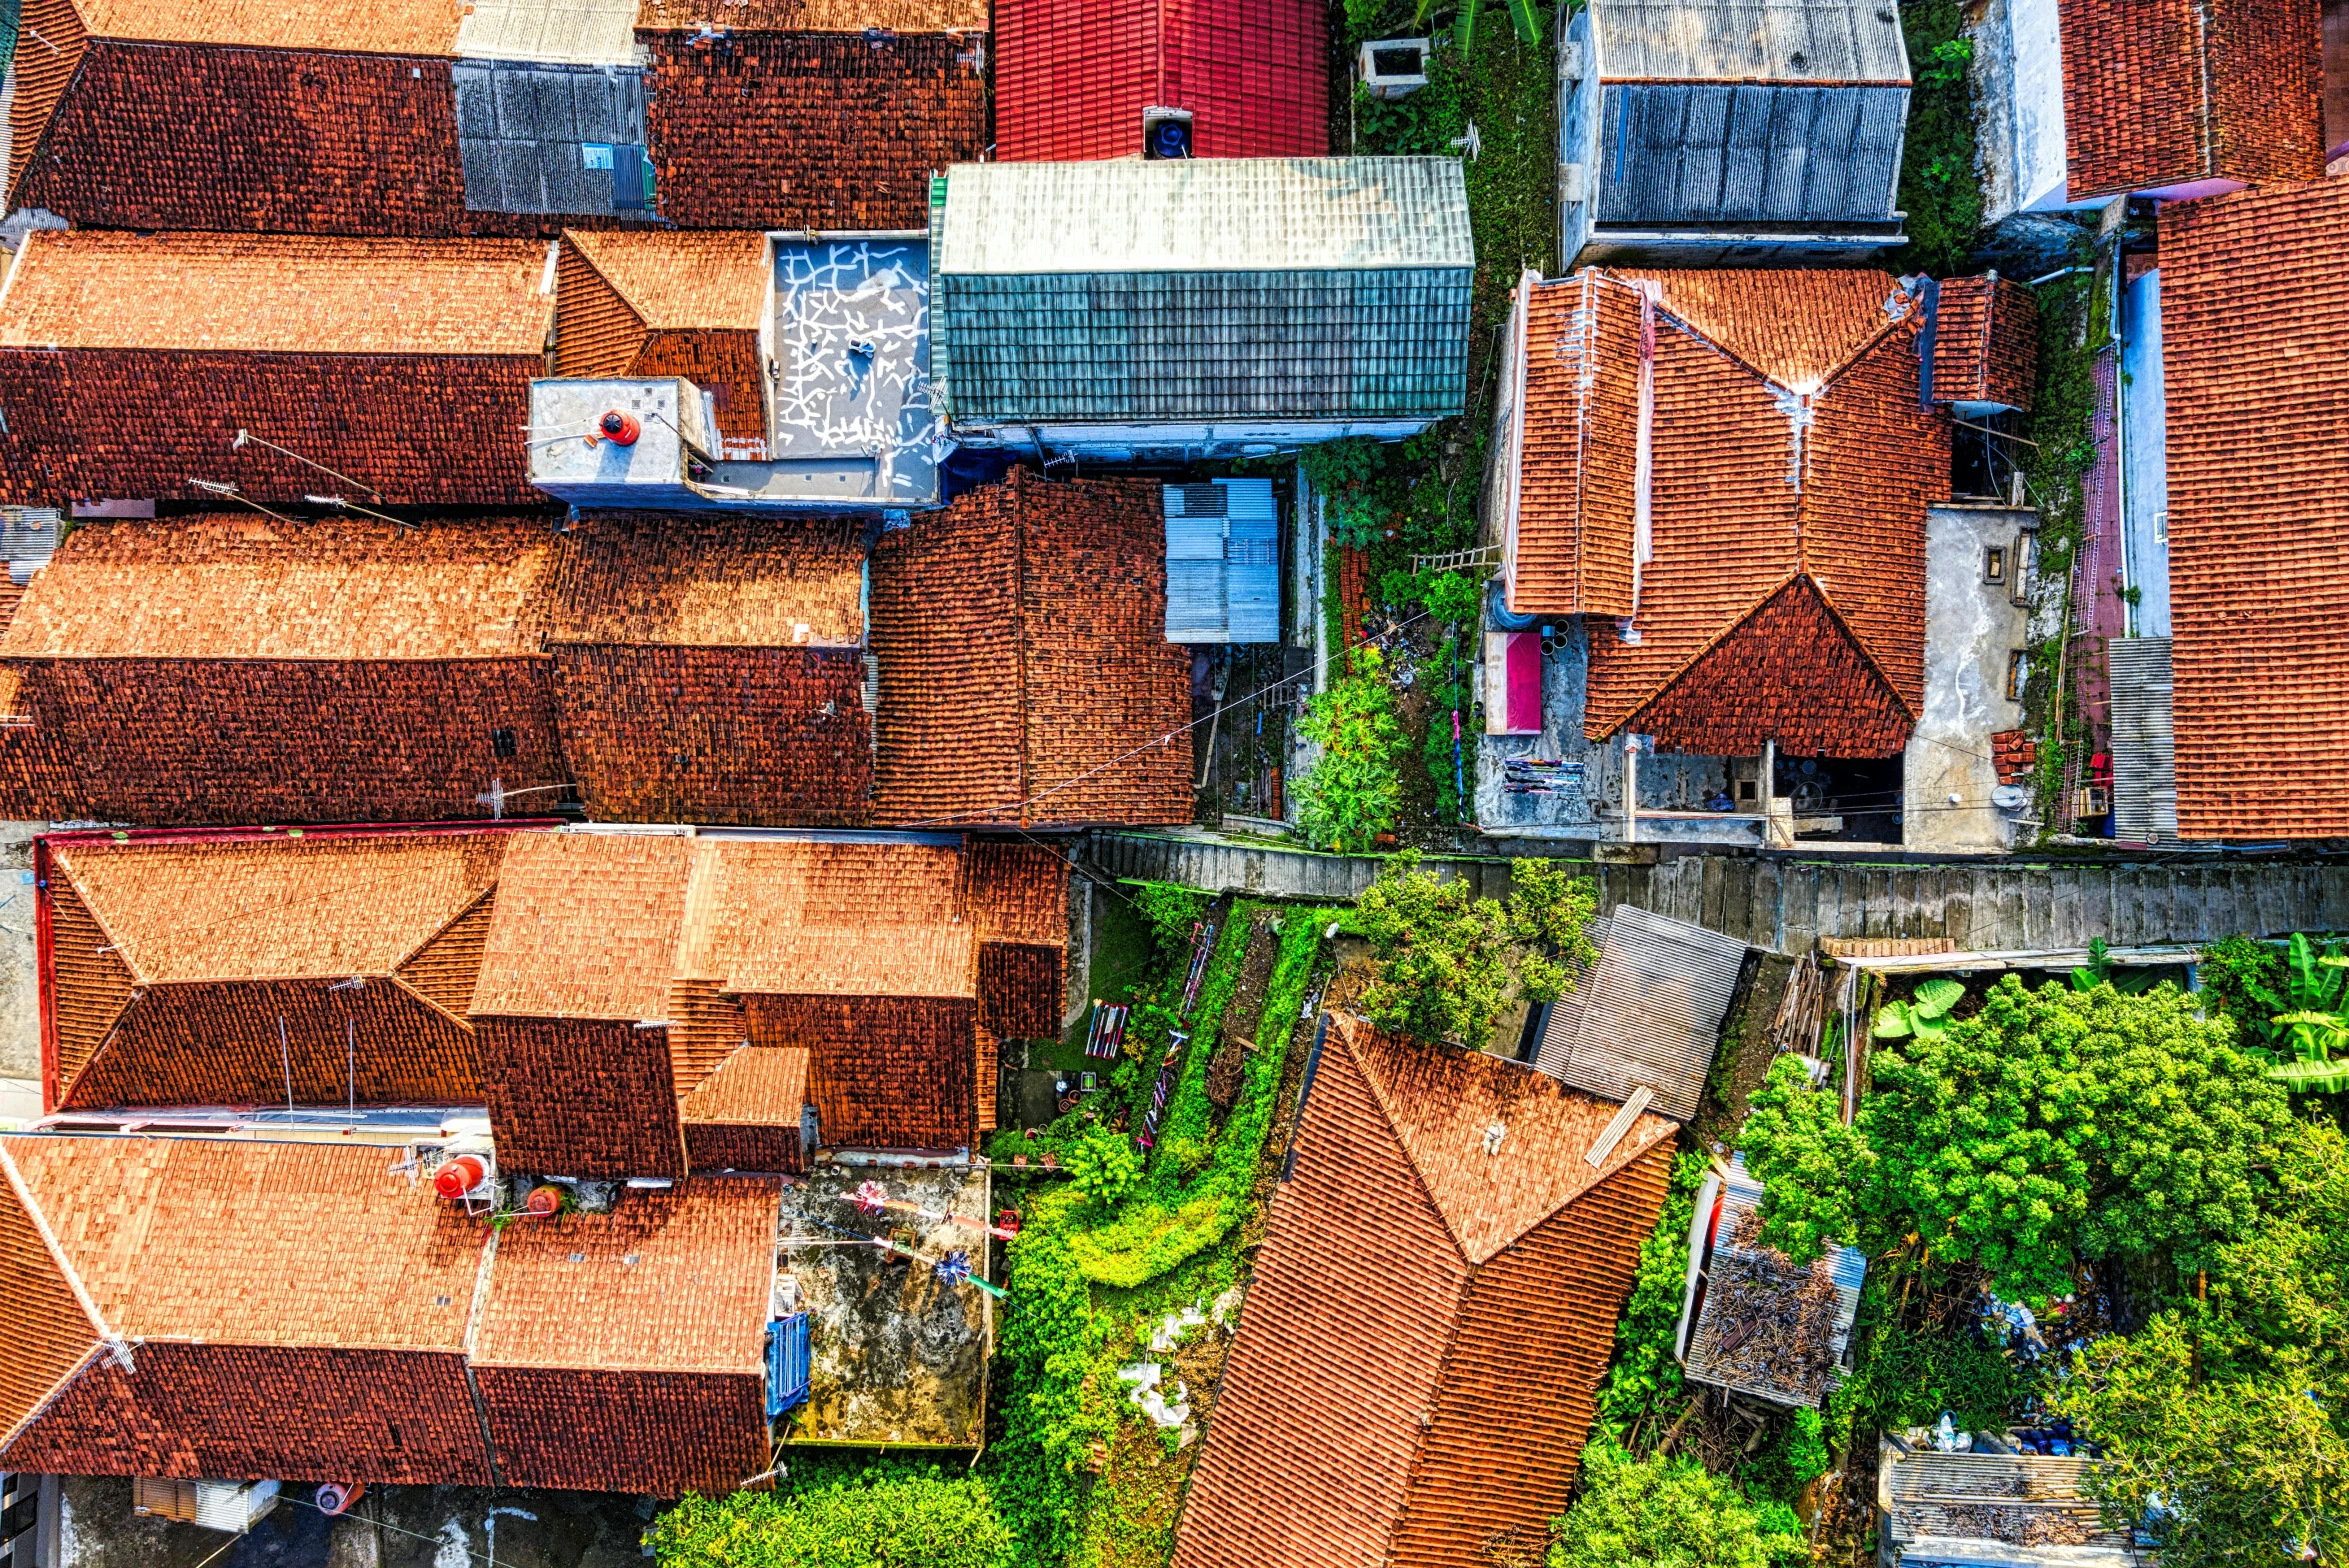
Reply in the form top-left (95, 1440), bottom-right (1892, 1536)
top-left (1892, 0), bottom-right (1984, 277)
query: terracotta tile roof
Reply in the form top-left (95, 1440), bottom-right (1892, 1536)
top-left (0, 231), bottom-right (553, 355)
top-left (68, 0), bottom-right (464, 53)
top-left (968, 838), bottom-right (1070, 947)
top-left (1346, 1020), bottom-right (1676, 1265)
top-left (0, 1135), bottom-right (483, 1351)
top-left (680, 1044), bottom-right (809, 1139)
top-left (0, 518), bottom-right (559, 662)
top-left (678, 838), bottom-right (975, 998)
top-left (544, 515), bottom-right (867, 650)
top-left (50, 833), bottom-right (507, 984)
top-left (639, 31), bottom-right (988, 230)
top-left (870, 470), bottom-right (1196, 827)
top-left (1507, 268), bottom-right (1943, 756)
top-left (994, 0), bottom-right (1326, 161)
top-left (473, 1177), bottom-right (778, 1373)
top-left (1505, 271), bottom-right (1644, 617)
top-left (473, 833), bottom-right (693, 1020)
top-left (2059, 0), bottom-right (2324, 199)
top-left (1930, 276), bottom-right (2039, 411)
top-left (561, 230), bottom-right (770, 331)
top-left (636, 0), bottom-right (986, 30)
top-left (2159, 175), bottom-right (2349, 839)
top-left (480, 1016), bottom-right (690, 1176)
top-left (0, 1133), bottom-right (774, 1489)
top-left (1175, 1016), bottom-right (1675, 1568)
top-left (750, 993), bottom-right (977, 1149)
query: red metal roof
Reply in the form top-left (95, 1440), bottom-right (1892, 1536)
top-left (994, 0), bottom-right (1328, 161)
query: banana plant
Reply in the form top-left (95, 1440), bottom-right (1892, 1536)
top-left (2250, 936), bottom-right (2349, 1092)
top-left (1874, 978), bottom-right (1965, 1041)
top-left (2068, 936), bottom-right (2155, 994)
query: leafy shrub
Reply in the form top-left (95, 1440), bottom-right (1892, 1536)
top-left (1132, 882), bottom-right (1213, 969)
top-left (1299, 437), bottom-right (1389, 547)
top-left (1831, 1305), bottom-right (2033, 1445)
top-left (1294, 647), bottom-right (1405, 852)
top-left (649, 1472), bottom-right (1014, 1568)
top-left (1379, 567), bottom-right (1486, 628)
top-left (1547, 1443), bottom-right (1807, 1568)
top-left (987, 1222), bottom-right (1105, 1564)
top-left (1598, 1151), bottom-right (1710, 1429)
top-left (1065, 1125), bottom-right (1143, 1211)
top-left (1782, 1407), bottom-right (1830, 1485)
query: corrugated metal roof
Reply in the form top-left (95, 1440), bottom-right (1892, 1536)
top-left (455, 61), bottom-right (648, 216)
top-left (935, 158), bottom-right (1475, 275)
top-left (456, 0), bottom-right (641, 65)
top-left (1590, 0), bottom-right (1910, 82)
top-left (1166, 480), bottom-right (1280, 643)
top-left (1535, 904), bottom-right (1745, 1122)
top-left (1593, 83), bottom-right (1908, 223)
top-left (2107, 636), bottom-right (2178, 844)
top-left (1680, 1156), bottom-right (1866, 1407)
top-left (938, 269), bottom-right (1471, 424)
top-left (1880, 1443), bottom-right (2136, 1566)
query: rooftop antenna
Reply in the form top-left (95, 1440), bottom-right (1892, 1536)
top-left (233, 429), bottom-right (383, 502)
top-left (187, 477), bottom-right (297, 525)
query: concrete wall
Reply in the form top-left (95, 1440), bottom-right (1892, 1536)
top-left (1972, 0), bottom-right (2075, 221)
top-left (2120, 269), bottom-right (2173, 638)
top-left (0, 824), bottom-right (41, 1088)
top-left (1904, 505), bottom-right (2036, 851)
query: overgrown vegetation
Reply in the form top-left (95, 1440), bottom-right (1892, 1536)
top-left (2016, 264), bottom-right (2103, 828)
top-left (1546, 1443), bottom-right (1807, 1568)
top-left (1892, 0), bottom-right (1983, 277)
top-left (1353, 853), bottom-right (1598, 1049)
top-left (1597, 1151), bottom-right (1712, 1435)
top-left (1294, 646), bottom-right (1406, 850)
top-left (650, 1470), bottom-right (1015, 1568)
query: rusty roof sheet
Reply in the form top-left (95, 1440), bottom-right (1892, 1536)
top-left (0, 517), bottom-right (560, 662)
top-left (561, 230), bottom-right (770, 330)
top-left (0, 1135), bottom-right (485, 1352)
top-left (69, 0), bottom-right (465, 52)
top-left (472, 1177), bottom-right (778, 1373)
top-left (0, 231), bottom-right (554, 355)
top-left (543, 514), bottom-right (868, 651)
top-left (51, 832), bottom-right (511, 984)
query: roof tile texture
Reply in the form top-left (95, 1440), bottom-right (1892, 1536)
top-left (2059, 0), bottom-right (2324, 198)
top-left (0, 1161), bottom-right (98, 1448)
top-left (1507, 272), bottom-right (1643, 618)
top-left (748, 993), bottom-right (976, 1148)
top-left (561, 230), bottom-right (770, 331)
top-left (476, 1017), bottom-right (689, 1177)
top-left (1174, 1016), bottom-right (1673, 1568)
top-left (1931, 276), bottom-right (2039, 411)
top-left (870, 470), bottom-right (1195, 827)
top-left (0, 232), bottom-right (553, 355)
top-left (474, 833), bottom-right (692, 1020)
top-left (1512, 269), bottom-right (1943, 756)
top-left (544, 515), bottom-right (866, 650)
top-left (68, 0), bottom-right (463, 52)
top-left (995, 0), bottom-right (1327, 161)
top-left (641, 30), bottom-right (987, 230)
top-left (2160, 175), bottom-right (2349, 838)
top-left (472, 1365), bottom-right (767, 1494)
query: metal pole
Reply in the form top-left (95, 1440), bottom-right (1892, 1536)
top-left (1623, 734), bottom-right (1639, 844)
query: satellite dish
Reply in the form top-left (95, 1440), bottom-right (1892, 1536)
top-left (1991, 784), bottom-right (2029, 811)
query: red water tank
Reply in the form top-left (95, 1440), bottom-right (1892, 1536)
top-left (599, 410), bottom-right (640, 446)
top-left (523, 1184), bottom-right (563, 1217)
top-left (434, 1153), bottom-right (487, 1200)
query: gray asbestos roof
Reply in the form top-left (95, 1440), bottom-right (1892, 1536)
top-left (1592, 0), bottom-right (1911, 83)
top-left (934, 159), bottom-right (1474, 424)
top-left (935, 158), bottom-right (1475, 275)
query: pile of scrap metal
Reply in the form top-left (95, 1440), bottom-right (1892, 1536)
top-left (1876, 1426), bottom-right (2139, 1567)
top-left (1675, 1154), bottom-right (1867, 1408)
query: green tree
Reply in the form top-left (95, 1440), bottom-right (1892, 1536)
top-left (2055, 1318), bottom-right (2349, 1568)
top-left (1548, 1444), bottom-right (1807, 1568)
top-left (1064, 1123), bottom-right (1143, 1211)
top-left (1741, 976), bottom-right (2292, 1302)
top-left (1355, 853), bottom-right (1597, 1049)
top-left (1294, 647), bottom-right (1404, 852)
top-left (649, 1472), bottom-right (1015, 1568)
top-left (2205, 1119), bottom-right (2349, 1380)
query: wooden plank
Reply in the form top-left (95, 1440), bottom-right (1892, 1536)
top-left (2077, 865), bottom-right (2113, 942)
top-left (1943, 867), bottom-right (1978, 949)
top-left (2141, 865), bottom-right (2177, 944)
top-left (1994, 867), bottom-right (2030, 949)
top-left (1701, 856), bottom-right (1727, 934)
top-left (2322, 866), bottom-right (2349, 932)
top-left (1810, 864), bottom-right (1845, 944)
top-left (1857, 867), bottom-right (1886, 938)
top-left (1887, 867), bottom-right (1917, 938)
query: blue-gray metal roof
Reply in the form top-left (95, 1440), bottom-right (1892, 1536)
top-left (1166, 480), bottom-right (1280, 644)
top-left (1594, 82), bottom-right (1907, 224)
top-left (454, 59), bottom-right (648, 216)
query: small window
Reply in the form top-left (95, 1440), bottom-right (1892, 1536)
top-left (1737, 779), bottom-right (1758, 803)
top-left (2006, 650), bottom-right (2029, 702)
top-left (1982, 544), bottom-right (2008, 586)
top-left (491, 727), bottom-right (518, 759)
